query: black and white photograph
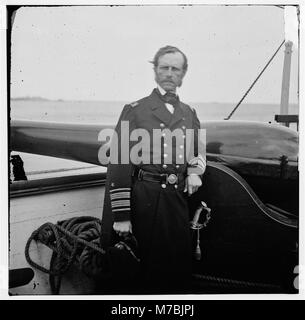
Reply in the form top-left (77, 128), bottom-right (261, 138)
top-left (1, 1), bottom-right (303, 300)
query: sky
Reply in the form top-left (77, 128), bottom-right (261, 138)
top-left (10, 5), bottom-right (299, 104)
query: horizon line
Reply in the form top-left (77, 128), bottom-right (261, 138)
top-left (10, 96), bottom-right (299, 106)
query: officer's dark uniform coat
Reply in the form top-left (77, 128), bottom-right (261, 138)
top-left (101, 89), bottom-right (206, 293)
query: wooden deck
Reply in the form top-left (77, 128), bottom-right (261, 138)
top-left (10, 171), bottom-right (106, 295)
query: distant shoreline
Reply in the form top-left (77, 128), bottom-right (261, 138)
top-left (11, 97), bottom-right (52, 102)
top-left (10, 97), bottom-right (299, 106)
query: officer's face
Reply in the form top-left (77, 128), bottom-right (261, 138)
top-left (154, 52), bottom-right (186, 92)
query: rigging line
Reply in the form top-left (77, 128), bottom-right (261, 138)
top-left (224, 39), bottom-right (285, 120)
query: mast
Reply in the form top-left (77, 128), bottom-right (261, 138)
top-left (279, 41), bottom-right (293, 126)
top-left (276, 5), bottom-right (299, 129)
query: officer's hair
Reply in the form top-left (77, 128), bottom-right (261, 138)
top-left (150, 46), bottom-right (188, 72)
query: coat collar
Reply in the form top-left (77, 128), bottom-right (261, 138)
top-left (149, 89), bottom-right (186, 127)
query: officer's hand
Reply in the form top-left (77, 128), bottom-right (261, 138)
top-left (113, 220), bottom-right (133, 237)
top-left (184, 174), bottom-right (202, 196)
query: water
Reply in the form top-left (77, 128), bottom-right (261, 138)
top-left (11, 99), bottom-right (299, 124)
top-left (10, 99), bottom-right (299, 176)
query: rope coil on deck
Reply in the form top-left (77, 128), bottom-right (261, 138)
top-left (24, 216), bottom-right (139, 294)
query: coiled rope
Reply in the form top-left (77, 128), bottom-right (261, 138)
top-left (25, 216), bottom-right (106, 294)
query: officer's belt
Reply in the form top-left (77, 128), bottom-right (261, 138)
top-left (133, 167), bottom-right (183, 185)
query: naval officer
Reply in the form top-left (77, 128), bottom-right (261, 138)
top-left (102, 45), bottom-right (206, 293)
